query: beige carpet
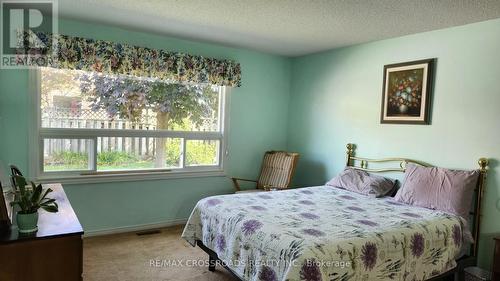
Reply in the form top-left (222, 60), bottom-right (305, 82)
top-left (83, 225), bottom-right (236, 281)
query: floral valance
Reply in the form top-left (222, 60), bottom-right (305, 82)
top-left (17, 31), bottom-right (241, 87)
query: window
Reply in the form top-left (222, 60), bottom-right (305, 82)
top-left (31, 67), bottom-right (228, 182)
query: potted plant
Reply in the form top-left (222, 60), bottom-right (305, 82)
top-left (10, 175), bottom-right (58, 233)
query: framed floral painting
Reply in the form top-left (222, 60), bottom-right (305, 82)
top-left (380, 59), bottom-right (435, 124)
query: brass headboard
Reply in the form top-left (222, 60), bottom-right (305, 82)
top-left (345, 143), bottom-right (488, 258)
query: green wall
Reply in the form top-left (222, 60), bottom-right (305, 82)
top-left (287, 18), bottom-right (500, 268)
top-left (0, 18), bottom-right (291, 233)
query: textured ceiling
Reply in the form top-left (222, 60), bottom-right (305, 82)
top-left (58, 0), bottom-right (500, 57)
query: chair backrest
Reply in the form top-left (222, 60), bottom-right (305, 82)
top-left (257, 151), bottom-right (299, 189)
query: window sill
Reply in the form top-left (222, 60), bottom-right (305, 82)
top-left (35, 169), bottom-right (226, 185)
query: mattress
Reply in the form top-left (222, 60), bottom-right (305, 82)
top-left (182, 186), bottom-right (466, 281)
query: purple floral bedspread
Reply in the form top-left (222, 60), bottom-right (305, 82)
top-left (181, 186), bottom-right (465, 281)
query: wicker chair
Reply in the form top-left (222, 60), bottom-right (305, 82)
top-left (231, 151), bottom-right (299, 193)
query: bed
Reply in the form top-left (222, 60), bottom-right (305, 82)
top-left (181, 144), bottom-right (488, 281)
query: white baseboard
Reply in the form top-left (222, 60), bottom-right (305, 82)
top-left (83, 218), bottom-right (188, 237)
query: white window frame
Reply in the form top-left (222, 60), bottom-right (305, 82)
top-left (28, 68), bottom-right (230, 184)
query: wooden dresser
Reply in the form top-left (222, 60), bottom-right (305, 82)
top-left (0, 183), bottom-right (83, 281)
top-left (493, 237), bottom-right (500, 281)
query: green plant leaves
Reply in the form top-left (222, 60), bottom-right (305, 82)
top-left (9, 176), bottom-right (58, 214)
top-left (31, 182), bottom-right (43, 203)
top-left (14, 175), bottom-right (27, 194)
top-left (41, 204), bottom-right (58, 213)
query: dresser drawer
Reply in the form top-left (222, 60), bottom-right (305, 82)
top-left (0, 235), bottom-right (82, 281)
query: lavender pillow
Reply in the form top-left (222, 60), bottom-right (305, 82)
top-left (326, 167), bottom-right (396, 197)
top-left (394, 164), bottom-right (479, 220)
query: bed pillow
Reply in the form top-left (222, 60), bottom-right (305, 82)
top-left (326, 167), bottom-right (396, 197)
top-left (394, 164), bottom-right (479, 220)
